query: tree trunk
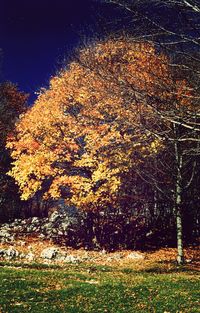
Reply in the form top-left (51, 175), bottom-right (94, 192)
top-left (176, 204), bottom-right (184, 265)
top-left (174, 139), bottom-right (184, 265)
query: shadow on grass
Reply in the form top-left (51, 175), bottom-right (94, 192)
top-left (0, 261), bottom-right (63, 270)
top-left (0, 260), bottom-right (114, 273)
top-left (0, 259), bottom-right (199, 276)
top-left (122, 261), bottom-right (199, 275)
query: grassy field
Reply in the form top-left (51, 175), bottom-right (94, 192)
top-left (0, 261), bottom-right (199, 313)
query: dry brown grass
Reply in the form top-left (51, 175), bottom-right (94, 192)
top-left (0, 235), bottom-right (199, 271)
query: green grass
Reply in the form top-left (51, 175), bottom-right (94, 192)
top-left (0, 262), bottom-right (199, 313)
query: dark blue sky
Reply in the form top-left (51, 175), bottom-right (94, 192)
top-left (2, 0), bottom-right (196, 104)
top-left (0, 0), bottom-right (114, 103)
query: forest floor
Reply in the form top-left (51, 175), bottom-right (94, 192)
top-left (0, 239), bottom-right (199, 313)
top-left (0, 236), bottom-right (199, 270)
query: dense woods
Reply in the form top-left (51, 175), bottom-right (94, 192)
top-left (0, 82), bottom-right (28, 221)
top-left (1, 0), bottom-right (200, 266)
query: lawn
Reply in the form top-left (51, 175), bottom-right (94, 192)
top-left (0, 261), bottom-right (199, 313)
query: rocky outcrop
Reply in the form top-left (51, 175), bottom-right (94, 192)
top-left (0, 246), bottom-right (82, 263)
top-left (0, 210), bottom-right (81, 244)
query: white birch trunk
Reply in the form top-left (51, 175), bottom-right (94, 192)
top-left (174, 139), bottom-right (184, 265)
top-left (176, 174), bottom-right (184, 265)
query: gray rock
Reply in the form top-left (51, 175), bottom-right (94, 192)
top-left (5, 248), bottom-right (19, 259)
top-left (56, 255), bottom-right (66, 262)
top-left (0, 236), bottom-right (14, 243)
top-left (64, 255), bottom-right (80, 264)
top-left (61, 221), bottom-right (70, 231)
top-left (126, 252), bottom-right (145, 260)
top-left (0, 225), bottom-right (10, 230)
top-left (31, 217), bottom-right (39, 224)
top-left (31, 227), bottom-right (38, 232)
top-left (13, 226), bottom-right (20, 232)
top-left (49, 211), bottom-right (60, 222)
top-left (21, 220), bottom-right (27, 225)
top-left (0, 230), bottom-right (11, 237)
top-left (43, 223), bottom-right (52, 230)
top-left (0, 208), bottom-right (81, 245)
top-left (40, 247), bottom-right (58, 260)
top-left (0, 249), bottom-right (6, 257)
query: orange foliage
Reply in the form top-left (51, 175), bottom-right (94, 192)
top-left (7, 38), bottom-right (190, 210)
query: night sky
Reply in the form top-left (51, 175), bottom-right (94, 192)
top-left (0, 0), bottom-right (115, 103)
top-left (1, 0), bottom-right (196, 104)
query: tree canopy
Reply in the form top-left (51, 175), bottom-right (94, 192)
top-left (7, 38), bottom-right (192, 214)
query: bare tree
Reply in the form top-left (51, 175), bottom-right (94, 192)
top-left (93, 0), bottom-right (200, 263)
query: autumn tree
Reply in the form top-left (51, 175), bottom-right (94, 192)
top-left (7, 39), bottom-right (162, 201)
top-left (0, 82), bottom-right (28, 221)
top-left (7, 37), bottom-right (197, 257)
